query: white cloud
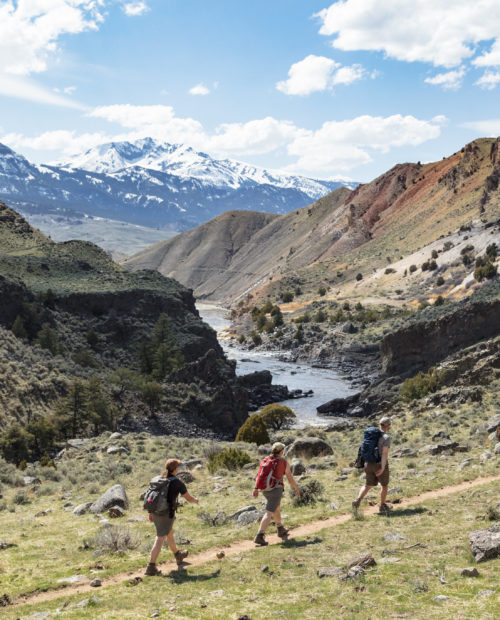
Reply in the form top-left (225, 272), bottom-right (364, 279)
top-left (475, 71), bottom-right (500, 90)
top-left (316, 1), bottom-right (500, 69)
top-left (0, 73), bottom-right (84, 108)
top-left (122, 1), bottom-right (149, 17)
top-left (276, 54), bottom-right (367, 95)
top-left (63, 85), bottom-right (77, 95)
top-left (2, 129), bottom-right (108, 155)
top-left (473, 40), bottom-right (500, 67)
top-left (425, 67), bottom-right (466, 90)
top-left (287, 114), bottom-right (442, 173)
top-left (189, 83), bottom-right (210, 96)
top-left (462, 119), bottom-right (500, 135)
top-left (0, 0), bottom-right (105, 76)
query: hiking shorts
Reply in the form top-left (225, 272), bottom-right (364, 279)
top-left (365, 462), bottom-right (390, 487)
top-left (152, 512), bottom-right (175, 537)
top-left (263, 486), bottom-right (284, 512)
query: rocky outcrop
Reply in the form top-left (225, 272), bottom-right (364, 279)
top-left (89, 484), bottom-right (129, 514)
top-left (285, 437), bottom-right (333, 459)
top-left (469, 525), bottom-right (500, 562)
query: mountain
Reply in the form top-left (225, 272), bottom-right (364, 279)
top-left (123, 137), bottom-right (500, 303)
top-left (0, 140), bottom-right (355, 245)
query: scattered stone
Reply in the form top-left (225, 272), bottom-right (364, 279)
top-left (76, 596), bottom-right (100, 608)
top-left (454, 445), bottom-right (470, 453)
top-left (432, 430), bottom-right (450, 441)
top-left (127, 516), bottom-right (146, 522)
top-left (327, 502), bottom-right (340, 511)
top-left (216, 551), bottom-right (225, 559)
top-left (494, 443), bottom-right (500, 455)
top-left (469, 525), bottom-right (500, 562)
top-left (347, 552), bottom-right (376, 570)
top-left (208, 589), bottom-right (224, 597)
top-left (106, 446), bottom-right (129, 455)
top-left (63, 501), bottom-right (74, 508)
top-left (127, 577), bottom-right (142, 586)
top-left (346, 565), bottom-right (365, 579)
top-left (486, 414), bottom-right (500, 433)
top-left (182, 459), bottom-right (203, 469)
top-left (90, 578), bottom-right (102, 587)
top-left (290, 459), bottom-right (306, 476)
top-left (229, 505), bottom-right (258, 520)
top-left (35, 509), bottom-right (51, 517)
top-left (66, 438), bottom-right (91, 450)
top-left (57, 574), bottom-right (87, 584)
top-left (285, 437), bottom-right (333, 459)
top-left (317, 567), bottom-right (345, 578)
top-left (461, 567), bottom-right (479, 577)
top-left (434, 595), bottom-right (449, 602)
top-left (324, 419), bottom-right (355, 432)
top-left (261, 565), bottom-right (269, 573)
top-left (89, 485), bottom-right (129, 514)
top-left (419, 441), bottom-right (459, 455)
top-left (109, 432), bottom-right (122, 441)
top-left (23, 476), bottom-right (41, 486)
top-left (257, 445), bottom-right (271, 456)
top-left (0, 540), bottom-right (16, 550)
top-left (177, 471), bottom-right (195, 484)
top-left (150, 610), bottom-right (160, 618)
top-left (73, 502), bottom-right (93, 516)
top-left (388, 487), bottom-right (403, 495)
top-left (480, 451), bottom-right (492, 462)
top-left (458, 459), bottom-right (472, 471)
top-left (341, 467), bottom-right (355, 476)
top-left (108, 506), bottom-right (125, 518)
top-left (237, 510), bottom-right (265, 527)
top-left (382, 532), bottom-right (405, 542)
top-left (392, 447), bottom-right (417, 458)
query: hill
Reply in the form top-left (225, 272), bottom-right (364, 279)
top-left (124, 138), bottom-right (500, 305)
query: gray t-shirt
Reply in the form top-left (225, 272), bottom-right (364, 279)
top-left (378, 433), bottom-right (391, 459)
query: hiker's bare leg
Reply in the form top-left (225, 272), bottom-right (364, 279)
top-left (380, 485), bottom-right (388, 505)
top-left (258, 510), bottom-right (274, 533)
top-left (166, 530), bottom-right (178, 555)
top-left (273, 505), bottom-right (282, 526)
top-left (357, 484), bottom-right (374, 501)
top-left (149, 535), bottom-right (166, 564)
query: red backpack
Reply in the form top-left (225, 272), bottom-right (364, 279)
top-left (255, 457), bottom-right (286, 491)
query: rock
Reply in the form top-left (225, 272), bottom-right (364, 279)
top-left (23, 476), bottom-right (41, 486)
top-left (342, 322), bottom-right (358, 334)
top-left (316, 393), bottom-right (360, 416)
top-left (347, 552), bottom-right (376, 570)
top-left (419, 441), bottom-right (459, 455)
top-left (454, 445), bottom-right (470, 453)
top-left (261, 565), bottom-right (269, 573)
top-left (461, 567), bottom-right (479, 577)
top-left (341, 467), bottom-right (355, 476)
top-left (109, 432), bottom-right (122, 441)
top-left (57, 574), bottom-right (87, 584)
top-left (392, 447), bottom-right (417, 458)
top-left (324, 419), bottom-right (355, 432)
top-left (388, 487), bottom-right (403, 495)
top-left (90, 578), bottom-right (102, 587)
top-left (432, 430), bottom-right (450, 441)
top-left (346, 565), bottom-right (365, 579)
top-left (177, 471), bottom-right (195, 484)
top-left (73, 502), bottom-right (93, 516)
top-left (151, 611), bottom-right (160, 618)
top-left (285, 437), bottom-right (333, 459)
top-left (494, 443), bottom-right (500, 455)
top-left (382, 532), bottom-right (405, 542)
top-left (182, 459), bottom-right (203, 469)
top-left (63, 501), bottom-right (74, 508)
top-left (106, 445), bottom-right (129, 455)
top-left (66, 438), bottom-right (91, 450)
top-left (216, 551), bottom-right (225, 559)
top-left (229, 505), bottom-right (258, 520)
top-left (108, 505), bottom-right (125, 518)
top-left (327, 502), bottom-right (340, 511)
top-left (257, 445), bottom-right (271, 456)
top-left (290, 459), bottom-right (306, 476)
top-left (434, 595), bottom-right (449, 602)
top-left (237, 510), bottom-right (265, 527)
top-left (480, 451), bottom-right (492, 462)
top-left (89, 484), bottom-right (129, 514)
top-left (317, 567), bottom-right (345, 578)
top-left (469, 525), bottom-right (500, 562)
top-left (489, 431), bottom-right (500, 444)
top-left (486, 414), bottom-right (500, 433)
top-left (458, 459), bottom-right (471, 471)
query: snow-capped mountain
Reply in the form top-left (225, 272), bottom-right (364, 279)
top-left (58, 138), bottom-right (354, 198)
top-left (0, 140), bottom-right (356, 236)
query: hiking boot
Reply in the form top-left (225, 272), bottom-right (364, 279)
top-left (253, 532), bottom-right (268, 546)
top-left (174, 549), bottom-right (188, 565)
top-left (277, 524), bottom-right (289, 539)
top-left (378, 503), bottom-right (393, 514)
top-left (144, 563), bottom-right (162, 576)
top-left (352, 498), bottom-right (361, 511)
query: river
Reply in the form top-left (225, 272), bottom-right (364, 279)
top-left (197, 303), bottom-right (357, 427)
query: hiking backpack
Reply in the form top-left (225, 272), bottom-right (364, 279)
top-left (255, 456), bottom-right (286, 491)
top-left (359, 427), bottom-right (383, 464)
top-left (143, 477), bottom-right (173, 516)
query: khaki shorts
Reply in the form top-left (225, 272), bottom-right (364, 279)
top-left (365, 462), bottom-right (390, 487)
top-left (262, 486), bottom-right (284, 512)
top-left (152, 512), bottom-right (175, 537)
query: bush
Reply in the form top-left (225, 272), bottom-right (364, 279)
top-left (436, 276), bottom-right (445, 286)
top-left (294, 325), bottom-right (304, 341)
top-left (318, 287), bottom-right (327, 296)
top-left (84, 525), bottom-right (141, 554)
top-left (258, 404), bottom-right (296, 431)
top-left (281, 291), bottom-right (294, 303)
top-left (198, 511), bottom-right (228, 526)
top-left (207, 447), bottom-right (252, 473)
top-left (409, 264), bottom-right (417, 273)
top-left (235, 415), bottom-right (270, 445)
top-left (355, 273), bottom-right (363, 281)
top-left (385, 268), bottom-right (396, 274)
top-left (250, 331), bottom-right (262, 346)
top-left (400, 368), bottom-right (441, 402)
top-left (290, 479), bottom-right (324, 506)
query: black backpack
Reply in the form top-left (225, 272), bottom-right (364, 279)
top-left (143, 477), bottom-right (174, 516)
top-left (359, 427), bottom-right (383, 464)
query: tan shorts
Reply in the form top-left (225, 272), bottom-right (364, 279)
top-left (152, 512), bottom-right (175, 537)
top-left (365, 462), bottom-right (390, 487)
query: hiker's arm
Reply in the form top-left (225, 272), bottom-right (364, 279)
top-left (285, 462), bottom-right (300, 497)
top-left (376, 446), bottom-right (389, 476)
top-left (183, 491), bottom-right (199, 504)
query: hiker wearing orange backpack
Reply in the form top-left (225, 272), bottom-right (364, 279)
top-left (253, 442), bottom-right (300, 546)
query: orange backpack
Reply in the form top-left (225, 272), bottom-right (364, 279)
top-left (255, 457), bottom-right (286, 491)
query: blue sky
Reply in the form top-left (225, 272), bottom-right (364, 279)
top-left (1, 0), bottom-right (500, 182)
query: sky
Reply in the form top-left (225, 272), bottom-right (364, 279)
top-left (1, 0), bottom-right (500, 182)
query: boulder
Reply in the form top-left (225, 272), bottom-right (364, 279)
top-left (72, 502), bottom-right (93, 516)
top-left (23, 476), bottom-right (41, 486)
top-left (285, 437), bottom-right (333, 459)
top-left (109, 432), bottom-right (122, 441)
top-left (177, 471), bottom-right (195, 484)
top-left (316, 393), bottom-right (360, 416)
top-left (89, 485), bottom-right (129, 514)
top-left (317, 567), bottom-right (345, 578)
top-left (419, 441), bottom-right (459, 455)
top-left (229, 505), bottom-right (258, 520)
top-left (461, 567), bottom-right (479, 577)
top-left (486, 414), bottom-right (500, 433)
top-left (257, 445), bottom-right (271, 456)
top-left (237, 509), bottom-right (265, 527)
top-left (432, 430), bottom-right (450, 441)
top-left (107, 445), bottom-right (129, 455)
top-left (458, 459), bottom-right (472, 471)
top-left (182, 459), bottom-right (203, 469)
top-left (494, 443), bottom-right (500, 455)
top-left (469, 525), bottom-right (500, 562)
top-left (290, 459), bottom-right (306, 476)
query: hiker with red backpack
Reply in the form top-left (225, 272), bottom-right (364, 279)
top-left (253, 442), bottom-right (300, 546)
top-left (352, 417), bottom-right (392, 515)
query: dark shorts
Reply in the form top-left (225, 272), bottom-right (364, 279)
top-left (152, 512), bottom-right (175, 537)
top-left (263, 486), bottom-right (284, 512)
top-left (365, 462), bottom-right (390, 487)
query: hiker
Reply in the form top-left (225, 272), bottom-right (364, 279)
top-left (253, 442), bottom-right (300, 546)
top-left (352, 417), bottom-right (392, 515)
top-left (145, 458), bottom-right (199, 576)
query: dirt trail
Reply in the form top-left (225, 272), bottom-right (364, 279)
top-left (11, 473), bottom-right (500, 609)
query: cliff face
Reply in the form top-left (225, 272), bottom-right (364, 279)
top-left (381, 297), bottom-right (500, 375)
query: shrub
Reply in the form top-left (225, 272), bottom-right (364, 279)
top-left (385, 268), bottom-right (396, 274)
top-left (318, 286), bottom-right (327, 296)
top-left (207, 447), bottom-right (252, 473)
top-left (294, 325), bottom-right (304, 341)
top-left (235, 415), bottom-right (270, 444)
top-left (290, 479), bottom-right (324, 506)
top-left (238, 334), bottom-right (246, 344)
top-left (250, 331), bottom-right (262, 346)
top-left (431, 249), bottom-right (438, 259)
top-left (84, 525), bottom-right (141, 554)
top-left (355, 273), bottom-right (363, 281)
top-left (198, 511), bottom-right (228, 526)
top-left (434, 295), bottom-right (445, 306)
top-left (313, 309), bottom-right (328, 323)
top-left (281, 291), bottom-right (294, 303)
top-left (13, 491), bottom-right (31, 505)
top-left (400, 368), bottom-right (441, 402)
top-left (409, 264), bottom-right (417, 273)
top-left (258, 404), bottom-right (296, 431)
top-left (474, 259), bottom-right (497, 282)
top-left (436, 276), bottom-right (445, 286)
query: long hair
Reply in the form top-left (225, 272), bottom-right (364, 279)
top-left (162, 458), bottom-right (181, 477)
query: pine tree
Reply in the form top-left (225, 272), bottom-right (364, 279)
top-left (11, 315), bottom-right (27, 339)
